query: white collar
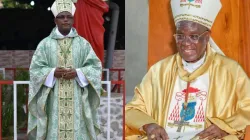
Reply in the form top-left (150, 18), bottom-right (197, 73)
top-left (182, 52), bottom-right (206, 73)
top-left (55, 27), bottom-right (73, 39)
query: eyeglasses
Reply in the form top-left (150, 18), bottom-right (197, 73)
top-left (56, 15), bottom-right (74, 20)
top-left (173, 30), bottom-right (208, 43)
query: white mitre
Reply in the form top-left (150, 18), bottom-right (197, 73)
top-left (51, 0), bottom-right (76, 17)
top-left (171, 0), bottom-right (225, 55)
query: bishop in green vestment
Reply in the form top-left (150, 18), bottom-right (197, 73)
top-left (27, 0), bottom-right (102, 139)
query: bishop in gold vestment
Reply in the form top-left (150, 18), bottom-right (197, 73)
top-left (126, 46), bottom-right (250, 139)
top-left (125, 0), bottom-right (250, 139)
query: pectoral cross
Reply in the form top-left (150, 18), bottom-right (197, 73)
top-left (168, 120), bottom-right (202, 130)
top-left (175, 116), bottom-right (189, 132)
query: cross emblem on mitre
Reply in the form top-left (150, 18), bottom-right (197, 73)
top-left (56, 0), bottom-right (73, 14)
top-left (58, 0), bottom-right (71, 9)
top-left (51, 0), bottom-right (76, 17)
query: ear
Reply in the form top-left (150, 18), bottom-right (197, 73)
top-left (54, 18), bottom-right (57, 25)
top-left (205, 31), bottom-right (211, 42)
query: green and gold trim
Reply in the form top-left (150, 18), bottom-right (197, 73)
top-left (57, 38), bottom-right (74, 140)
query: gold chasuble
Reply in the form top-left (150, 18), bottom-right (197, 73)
top-left (57, 38), bottom-right (74, 139)
top-left (125, 46), bottom-right (250, 140)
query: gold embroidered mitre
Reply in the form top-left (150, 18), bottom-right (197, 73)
top-left (51, 0), bottom-right (76, 17)
top-left (171, 0), bottom-right (221, 29)
top-left (171, 0), bottom-right (225, 55)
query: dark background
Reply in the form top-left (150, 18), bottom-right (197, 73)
top-left (0, 0), bottom-right (124, 50)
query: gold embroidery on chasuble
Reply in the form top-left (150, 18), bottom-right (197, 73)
top-left (57, 38), bottom-right (74, 140)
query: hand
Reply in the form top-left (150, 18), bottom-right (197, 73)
top-left (63, 68), bottom-right (77, 80)
top-left (54, 67), bottom-right (67, 78)
top-left (143, 123), bottom-right (169, 140)
top-left (196, 124), bottom-right (229, 140)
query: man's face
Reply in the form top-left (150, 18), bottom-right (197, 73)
top-left (54, 11), bottom-right (74, 34)
top-left (175, 21), bottom-right (210, 63)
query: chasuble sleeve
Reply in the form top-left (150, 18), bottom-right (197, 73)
top-left (125, 67), bottom-right (158, 136)
top-left (75, 39), bottom-right (102, 134)
top-left (207, 65), bottom-right (250, 139)
top-left (77, 39), bottom-right (102, 110)
top-left (28, 38), bottom-right (54, 137)
top-left (29, 39), bottom-right (54, 109)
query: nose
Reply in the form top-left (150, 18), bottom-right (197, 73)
top-left (63, 16), bottom-right (69, 21)
top-left (181, 36), bottom-right (192, 46)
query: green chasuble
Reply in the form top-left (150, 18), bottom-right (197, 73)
top-left (27, 27), bottom-right (102, 140)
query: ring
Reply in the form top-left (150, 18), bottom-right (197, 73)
top-left (61, 73), bottom-right (67, 78)
top-left (150, 134), bottom-right (156, 139)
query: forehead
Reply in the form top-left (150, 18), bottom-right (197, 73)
top-left (176, 20), bottom-right (207, 32)
top-left (57, 11), bottom-right (72, 16)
